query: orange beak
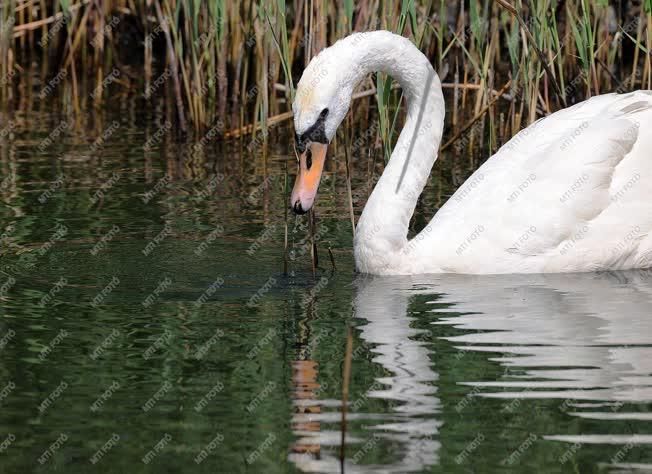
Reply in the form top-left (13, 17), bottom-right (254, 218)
top-left (291, 143), bottom-right (327, 214)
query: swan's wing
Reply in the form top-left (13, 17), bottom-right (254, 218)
top-left (425, 91), bottom-right (652, 273)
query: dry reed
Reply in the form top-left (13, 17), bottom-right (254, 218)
top-left (0, 0), bottom-right (650, 154)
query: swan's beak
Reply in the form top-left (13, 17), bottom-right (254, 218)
top-left (291, 143), bottom-right (327, 214)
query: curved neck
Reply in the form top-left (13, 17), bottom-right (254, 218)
top-left (342, 33), bottom-right (445, 273)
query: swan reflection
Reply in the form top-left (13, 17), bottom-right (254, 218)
top-left (431, 270), bottom-right (652, 404)
top-left (290, 275), bottom-right (441, 473)
top-left (290, 270), bottom-right (652, 472)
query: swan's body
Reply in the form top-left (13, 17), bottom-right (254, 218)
top-left (291, 31), bottom-right (652, 275)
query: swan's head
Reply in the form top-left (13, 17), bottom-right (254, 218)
top-left (290, 48), bottom-right (355, 214)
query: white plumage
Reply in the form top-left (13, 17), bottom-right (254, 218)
top-left (292, 31), bottom-right (652, 275)
top-left (417, 90), bottom-right (652, 274)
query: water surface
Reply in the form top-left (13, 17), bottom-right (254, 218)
top-left (1, 108), bottom-right (651, 473)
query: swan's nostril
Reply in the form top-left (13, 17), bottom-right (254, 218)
top-left (292, 200), bottom-right (307, 215)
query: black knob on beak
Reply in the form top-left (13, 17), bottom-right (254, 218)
top-left (292, 200), bottom-right (307, 215)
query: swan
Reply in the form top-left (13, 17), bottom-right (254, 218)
top-left (290, 30), bottom-right (652, 275)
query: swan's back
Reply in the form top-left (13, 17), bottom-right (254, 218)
top-left (408, 91), bottom-right (652, 274)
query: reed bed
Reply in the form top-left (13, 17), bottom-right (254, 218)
top-left (0, 0), bottom-right (650, 155)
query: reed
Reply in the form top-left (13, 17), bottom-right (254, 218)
top-left (0, 0), bottom-right (648, 150)
top-left (0, 0), bottom-right (16, 103)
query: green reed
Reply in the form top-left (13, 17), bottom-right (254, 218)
top-left (0, 0), bottom-right (648, 151)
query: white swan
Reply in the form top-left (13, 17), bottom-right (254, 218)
top-left (290, 31), bottom-right (652, 275)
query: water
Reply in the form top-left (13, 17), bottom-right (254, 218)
top-left (1, 108), bottom-right (651, 473)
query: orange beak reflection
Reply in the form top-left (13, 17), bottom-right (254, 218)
top-left (291, 143), bottom-right (327, 214)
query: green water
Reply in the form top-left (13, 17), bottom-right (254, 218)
top-left (1, 108), bottom-right (651, 473)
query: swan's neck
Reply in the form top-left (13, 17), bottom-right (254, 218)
top-left (344, 33), bottom-right (445, 273)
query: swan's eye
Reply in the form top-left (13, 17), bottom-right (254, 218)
top-left (305, 148), bottom-right (313, 170)
top-left (320, 108), bottom-right (329, 119)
